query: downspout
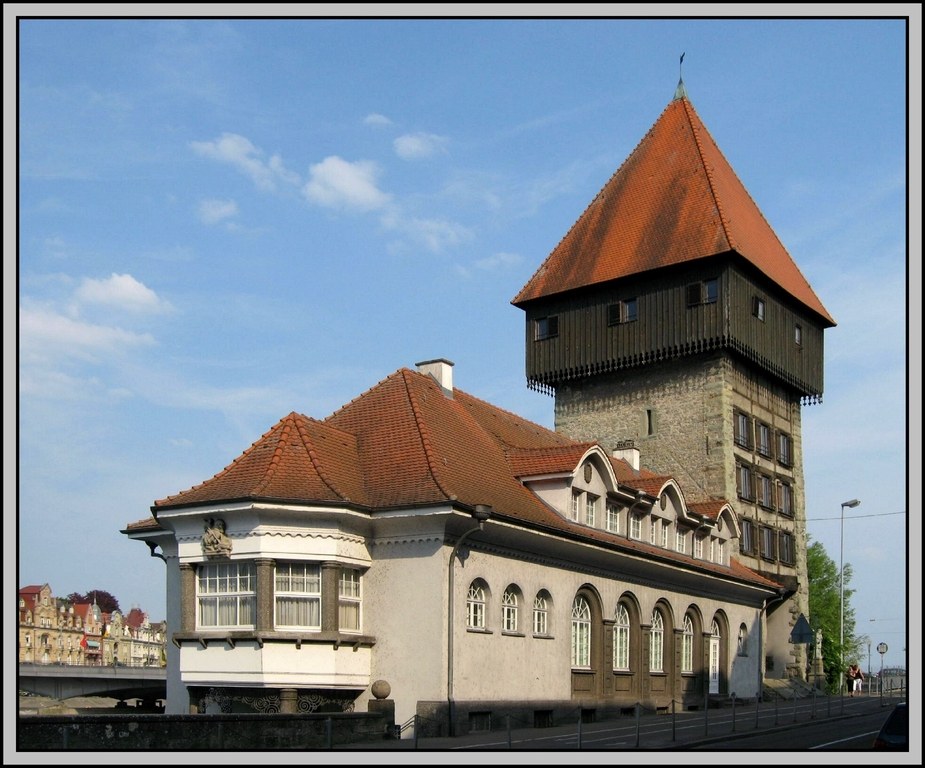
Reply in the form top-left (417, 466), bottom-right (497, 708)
top-left (447, 504), bottom-right (492, 737)
top-left (757, 590), bottom-right (787, 700)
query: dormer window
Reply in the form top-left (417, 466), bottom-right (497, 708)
top-left (630, 513), bottom-right (642, 540)
top-left (606, 502), bottom-right (620, 534)
top-left (585, 494), bottom-right (597, 527)
top-left (534, 315), bottom-right (559, 340)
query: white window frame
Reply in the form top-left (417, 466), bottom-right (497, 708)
top-left (338, 569), bottom-right (361, 632)
top-left (502, 588), bottom-right (519, 633)
top-left (613, 603), bottom-right (630, 671)
top-left (676, 528), bottom-right (686, 554)
top-left (649, 610), bottom-right (664, 673)
top-left (275, 562), bottom-right (321, 630)
top-left (660, 520), bottom-right (670, 548)
top-left (198, 561), bottom-right (256, 629)
top-left (694, 535), bottom-right (703, 559)
top-left (682, 615), bottom-right (694, 673)
top-left (649, 518), bottom-right (657, 545)
top-left (585, 494), bottom-right (597, 527)
top-left (467, 582), bottom-right (487, 629)
top-left (630, 513), bottom-right (642, 540)
top-left (533, 593), bottom-right (549, 636)
top-left (606, 503), bottom-right (619, 534)
top-left (571, 596), bottom-right (591, 668)
top-left (570, 492), bottom-right (581, 521)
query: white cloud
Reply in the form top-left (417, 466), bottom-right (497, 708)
top-left (303, 156), bottom-right (391, 211)
top-left (364, 113), bottom-right (393, 127)
top-left (190, 132), bottom-right (300, 192)
top-left (20, 305), bottom-right (157, 361)
top-left (198, 198), bottom-right (239, 225)
top-left (475, 252), bottom-right (522, 270)
top-left (74, 273), bottom-right (172, 315)
top-left (394, 132), bottom-right (449, 160)
top-left (381, 213), bottom-right (473, 254)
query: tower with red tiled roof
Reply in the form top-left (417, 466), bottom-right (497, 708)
top-left (513, 86), bottom-right (833, 681)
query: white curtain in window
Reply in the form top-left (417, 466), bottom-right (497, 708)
top-left (276, 563), bottom-right (322, 629)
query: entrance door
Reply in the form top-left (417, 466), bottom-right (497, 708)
top-left (709, 621), bottom-right (720, 695)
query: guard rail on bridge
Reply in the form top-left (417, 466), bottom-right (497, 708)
top-left (18, 662), bottom-right (167, 703)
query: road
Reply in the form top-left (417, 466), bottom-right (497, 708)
top-left (337, 694), bottom-right (913, 754)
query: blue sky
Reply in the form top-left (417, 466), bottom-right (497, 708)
top-left (11, 10), bottom-right (919, 672)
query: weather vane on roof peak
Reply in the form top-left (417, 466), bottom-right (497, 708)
top-left (674, 52), bottom-right (688, 101)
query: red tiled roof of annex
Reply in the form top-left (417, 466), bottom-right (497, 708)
top-left (137, 365), bottom-right (781, 591)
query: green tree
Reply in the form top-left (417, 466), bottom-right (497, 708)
top-left (807, 537), bottom-right (859, 691)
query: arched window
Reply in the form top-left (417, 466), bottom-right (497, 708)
top-left (681, 615), bottom-right (694, 672)
top-left (502, 586), bottom-right (520, 632)
top-left (533, 591), bottom-right (549, 636)
top-left (737, 624), bottom-right (748, 656)
top-left (613, 603), bottom-right (630, 671)
top-left (649, 610), bottom-right (664, 672)
top-left (467, 581), bottom-right (487, 629)
top-left (571, 596), bottom-right (591, 668)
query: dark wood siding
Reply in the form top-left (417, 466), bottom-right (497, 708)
top-left (725, 265), bottom-right (825, 397)
top-left (523, 257), bottom-right (826, 397)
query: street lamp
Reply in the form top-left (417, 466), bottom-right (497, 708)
top-left (839, 498), bottom-right (860, 694)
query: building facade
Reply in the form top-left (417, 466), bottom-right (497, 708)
top-left (125, 359), bottom-right (783, 731)
top-left (512, 86), bottom-right (833, 681)
top-left (18, 584), bottom-right (165, 669)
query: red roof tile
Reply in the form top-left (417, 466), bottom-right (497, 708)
top-left (688, 500), bottom-right (732, 521)
top-left (154, 412), bottom-right (366, 508)
top-left (145, 367), bottom-right (779, 591)
top-left (512, 96), bottom-right (834, 326)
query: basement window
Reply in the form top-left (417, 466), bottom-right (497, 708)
top-left (534, 315), bottom-right (559, 340)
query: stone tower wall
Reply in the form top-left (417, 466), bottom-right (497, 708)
top-left (554, 351), bottom-right (809, 679)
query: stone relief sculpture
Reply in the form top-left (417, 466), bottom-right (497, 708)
top-left (202, 518), bottom-right (232, 557)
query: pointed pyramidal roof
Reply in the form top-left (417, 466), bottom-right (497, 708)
top-left (512, 92), bottom-right (835, 326)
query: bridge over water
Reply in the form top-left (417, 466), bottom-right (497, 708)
top-left (18, 663), bottom-right (167, 704)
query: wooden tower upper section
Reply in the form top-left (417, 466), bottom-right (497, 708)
top-left (512, 90), bottom-right (835, 402)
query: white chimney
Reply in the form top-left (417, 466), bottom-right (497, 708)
top-left (416, 358), bottom-right (454, 397)
top-left (613, 440), bottom-right (640, 471)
